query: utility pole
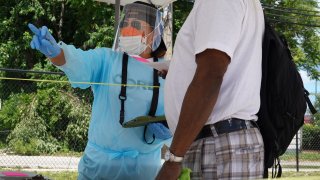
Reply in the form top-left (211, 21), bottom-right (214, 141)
top-left (163, 3), bottom-right (173, 60)
top-left (114, 0), bottom-right (121, 35)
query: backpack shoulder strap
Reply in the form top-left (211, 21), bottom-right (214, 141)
top-left (305, 89), bottom-right (317, 114)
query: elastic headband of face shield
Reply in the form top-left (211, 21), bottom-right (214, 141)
top-left (113, 2), bottom-right (165, 56)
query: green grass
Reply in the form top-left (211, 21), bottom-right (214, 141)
top-left (1, 150), bottom-right (319, 179)
top-left (276, 171), bottom-right (320, 180)
top-left (1, 170), bottom-right (320, 180)
top-left (51, 151), bottom-right (83, 157)
top-left (280, 176), bottom-right (320, 180)
top-left (282, 165), bottom-right (320, 169)
top-left (37, 171), bottom-right (78, 180)
top-left (0, 146), bottom-right (83, 157)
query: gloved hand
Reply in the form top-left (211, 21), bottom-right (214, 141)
top-left (28, 23), bottom-right (61, 58)
top-left (147, 122), bottom-right (172, 140)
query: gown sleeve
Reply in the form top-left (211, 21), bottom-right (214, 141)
top-left (55, 42), bottom-right (111, 89)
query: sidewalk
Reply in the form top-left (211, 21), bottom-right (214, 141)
top-left (0, 155), bottom-right (79, 171)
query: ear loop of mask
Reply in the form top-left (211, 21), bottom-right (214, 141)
top-left (142, 30), bottom-right (154, 49)
top-left (133, 22), bottom-right (162, 54)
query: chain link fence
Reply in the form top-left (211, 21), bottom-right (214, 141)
top-left (0, 68), bottom-right (92, 172)
top-left (0, 69), bottom-right (319, 174)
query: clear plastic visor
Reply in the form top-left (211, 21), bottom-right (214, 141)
top-left (113, 3), bottom-right (163, 56)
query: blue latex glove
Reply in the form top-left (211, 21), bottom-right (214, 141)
top-left (147, 123), bottom-right (172, 140)
top-left (28, 23), bottom-right (61, 58)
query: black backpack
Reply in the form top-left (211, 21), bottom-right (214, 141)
top-left (257, 20), bottom-right (317, 178)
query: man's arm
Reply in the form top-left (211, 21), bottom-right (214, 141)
top-left (170, 48), bottom-right (230, 156)
top-left (156, 48), bottom-right (230, 180)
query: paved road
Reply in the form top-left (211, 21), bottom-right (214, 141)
top-left (0, 155), bottom-right (79, 170)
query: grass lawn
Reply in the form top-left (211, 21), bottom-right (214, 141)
top-left (1, 170), bottom-right (320, 180)
top-left (1, 150), bottom-right (319, 179)
top-left (281, 176), bottom-right (320, 180)
top-left (38, 171), bottom-right (78, 180)
top-left (10, 171), bottom-right (320, 180)
top-left (277, 171), bottom-right (320, 180)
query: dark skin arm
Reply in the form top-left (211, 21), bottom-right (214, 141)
top-left (156, 49), bottom-right (230, 180)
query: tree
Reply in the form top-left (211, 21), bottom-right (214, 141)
top-left (0, 0), bottom-right (319, 155)
top-left (0, 61), bottom-right (92, 154)
top-left (2, 87), bottom-right (91, 154)
top-left (172, 1), bottom-right (193, 43)
top-left (0, 0), bottom-right (115, 100)
top-left (173, 0), bottom-right (320, 79)
top-left (261, 0), bottom-right (320, 80)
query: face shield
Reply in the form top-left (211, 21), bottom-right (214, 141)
top-left (113, 2), bottom-right (163, 57)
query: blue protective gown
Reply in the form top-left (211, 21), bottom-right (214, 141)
top-left (56, 42), bottom-right (171, 180)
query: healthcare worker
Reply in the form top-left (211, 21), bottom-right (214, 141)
top-left (28, 2), bottom-right (172, 179)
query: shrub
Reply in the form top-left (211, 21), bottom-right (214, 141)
top-left (9, 139), bottom-right (40, 155)
top-left (0, 93), bottom-right (32, 142)
top-left (1, 87), bottom-right (90, 155)
top-left (302, 124), bottom-right (320, 150)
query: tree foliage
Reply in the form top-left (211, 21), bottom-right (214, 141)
top-left (0, 0), bottom-right (115, 100)
top-left (0, 0), bottom-right (319, 155)
top-left (0, 87), bottom-right (91, 154)
top-left (172, 1), bottom-right (193, 44)
top-left (261, 0), bottom-right (320, 80)
top-left (0, 1), bottom-right (108, 154)
top-left (0, 1), bottom-right (318, 76)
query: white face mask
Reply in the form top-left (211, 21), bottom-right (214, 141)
top-left (118, 35), bottom-right (149, 55)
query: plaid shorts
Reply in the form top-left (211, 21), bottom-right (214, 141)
top-left (182, 125), bottom-right (264, 180)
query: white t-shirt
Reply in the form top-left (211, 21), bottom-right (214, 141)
top-left (164, 0), bottom-right (265, 133)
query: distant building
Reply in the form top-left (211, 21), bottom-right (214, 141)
top-left (304, 114), bottom-right (313, 124)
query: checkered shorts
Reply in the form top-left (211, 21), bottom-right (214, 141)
top-left (182, 126), bottom-right (264, 180)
